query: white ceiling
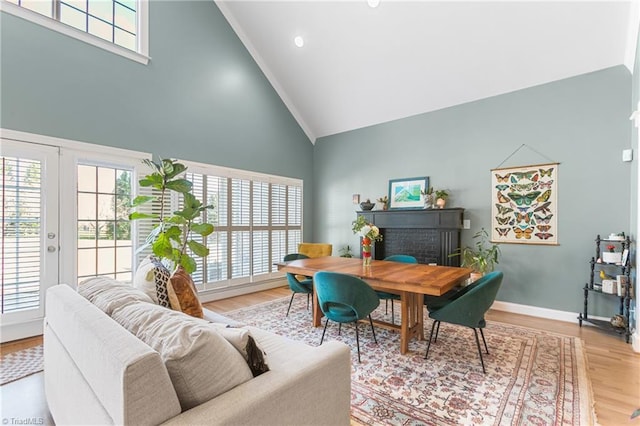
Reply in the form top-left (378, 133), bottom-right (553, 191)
top-left (216, 1), bottom-right (637, 143)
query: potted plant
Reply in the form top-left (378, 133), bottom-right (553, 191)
top-left (339, 245), bottom-right (354, 258)
top-left (450, 228), bottom-right (500, 279)
top-left (129, 158), bottom-right (214, 274)
top-left (435, 189), bottom-right (449, 209)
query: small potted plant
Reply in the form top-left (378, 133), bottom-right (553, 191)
top-left (435, 189), bottom-right (449, 209)
top-left (450, 228), bottom-right (500, 280)
top-left (376, 195), bottom-right (389, 210)
top-left (339, 245), bottom-right (354, 258)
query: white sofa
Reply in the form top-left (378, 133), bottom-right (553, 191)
top-left (44, 284), bottom-right (351, 425)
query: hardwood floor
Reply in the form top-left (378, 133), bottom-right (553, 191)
top-left (2, 285), bottom-right (638, 425)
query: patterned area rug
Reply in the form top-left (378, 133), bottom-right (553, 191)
top-left (0, 344), bottom-right (44, 385)
top-left (225, 297), bottom-right (596, 426)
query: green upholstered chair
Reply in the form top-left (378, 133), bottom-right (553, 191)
top-left (424, 271), bottom-right (504, 373)
top-left (314, 271), bottom-right (380, 363)
top-left (378, 255), bottom-right (417, 324)
top-left (283, 253), bottom-right (313, 317)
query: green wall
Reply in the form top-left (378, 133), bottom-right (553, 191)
top-left (315, 66), bottom-right (632, 316)
top-left (0, 1), bottom-right (314, 239)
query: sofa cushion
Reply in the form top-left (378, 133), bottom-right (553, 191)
top-left (77, 276), bottom-right (153, 315)
top-left (209, 324), bottom-right (269, 377)
top-left (169, 266), bottom-right (204, 318)
top-left (111, 302), bottom-right (253, 411)
top-left (133, 255), bottom-right (178, 308)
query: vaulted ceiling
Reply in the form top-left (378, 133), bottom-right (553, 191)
top-left (216, 1), bottom-right (637, 143)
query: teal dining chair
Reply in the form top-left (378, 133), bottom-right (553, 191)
top-left (283, 253), bottom-right (313, 317)
top-left (314, 271), bottom-right (380, 362)
top-left (424, 271), bottom-right (504, 373)
top-left (378, 254), bottom-right (417, 324)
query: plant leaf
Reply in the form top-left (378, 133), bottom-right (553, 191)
top-left (129, 212), bottom-right (157, 220)
top-left (130, 195), bottom-right (155, 207)
top-left (166, 162), bottom-right (186, 179)
top-left (188, 240), bottom-right (209, 257)
top-left (152, 234), bottom-right (174, 258)
top-left (180, 254), bottom-right (197, 274)
top-left (191, 223), bottom-right (214, 236)
top-left (166, 179), bottom-right (192, 193)
top-left (139, 174), bottom-right (163, 188)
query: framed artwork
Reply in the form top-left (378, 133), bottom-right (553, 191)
top-left (491, 163), bottom-right (558, 245)
top-left (388, 176), bottom-right (428, 210)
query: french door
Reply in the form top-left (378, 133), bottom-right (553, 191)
top-left (1, 140), bottom-right (59, 342)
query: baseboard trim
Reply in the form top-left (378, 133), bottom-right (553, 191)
top-left (199, 279), bottom-right (286, 303)
top-left (491, 301), bottom-right (609, 325)
top-left (1, 319), bottom-right (44, 343)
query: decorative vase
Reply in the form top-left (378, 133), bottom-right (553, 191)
top-left (362, 237), bottom-right (372, 266)
top-left (424, 194), bottom-right (434, 209)
top-left (436, 198), bottom-right (446, 209)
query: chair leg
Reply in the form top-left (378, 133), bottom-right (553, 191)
top-left (286, 293), bottom-right (295, 317)
top-left (385, 299), bottom-right (389, 314)
top-left (368, 314), bottom-right (377, 344)
top-left (425, 320), bottom-right (438, 360)
top-left (472, 328), bottom-right (486, 374)
top-left (391, 300), bottom-right (395, 325)
top-left (434, 320), bottom-right (441, 342)
top-left (320, 319), bottom-right (330, 345)
top-left (338, 322), bottom-right (342, 335)
top-left (355, 321), bottom-right (361, 363)
top-left (306, 293), bottom-right (310, 310)
top-left (479, 328), bottom-right (489, 354)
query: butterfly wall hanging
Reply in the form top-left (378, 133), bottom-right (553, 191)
top-left (491, 163), bottom-right (558, 245)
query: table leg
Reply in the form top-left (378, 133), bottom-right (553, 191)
top-left (399, 292), bottom-right (424, 354)
top-left (312, 288), bottom-right (322, 327)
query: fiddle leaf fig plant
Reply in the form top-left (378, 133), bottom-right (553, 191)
top-left (129, 158), bottom-right (214, 274)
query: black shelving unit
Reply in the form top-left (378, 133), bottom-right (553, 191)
top-left (578, 234), bottom-right (632, 343)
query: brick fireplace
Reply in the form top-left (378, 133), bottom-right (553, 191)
top-left (357, 208), bottom-right (464, 266)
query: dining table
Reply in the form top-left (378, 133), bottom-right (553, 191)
top-left (276, 256), bottom-right (472, 354)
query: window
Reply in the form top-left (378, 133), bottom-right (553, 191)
top-left (2, 157), bottom-right (44, 313)
top-left (3, 0), bottom-right (149, 64)
top-left (76, 163), bottom-right (133, 282)
top-left (173, 163), bottom-right (303, 292)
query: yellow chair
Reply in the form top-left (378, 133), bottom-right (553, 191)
top-left (298, 243), bottom-right (332, 258)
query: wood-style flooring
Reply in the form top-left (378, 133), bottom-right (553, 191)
top-left (1, 285), bottom-right (638, 425)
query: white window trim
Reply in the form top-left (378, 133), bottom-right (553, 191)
top-left (0, 0), bottom-right (150, 65)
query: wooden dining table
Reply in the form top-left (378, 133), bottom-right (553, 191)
top-left (276, 256), bottom-right (472, 354)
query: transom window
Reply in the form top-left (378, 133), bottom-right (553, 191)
top-left (4, 0), bottom-right (148, 64)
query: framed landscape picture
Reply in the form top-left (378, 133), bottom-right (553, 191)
top-left (490, 163), bottom-right (558, 245)
top-left (388, 176), bottom-right (428, 210)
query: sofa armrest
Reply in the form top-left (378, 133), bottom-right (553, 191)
top-left (162, 333), bottom-right (351, 426)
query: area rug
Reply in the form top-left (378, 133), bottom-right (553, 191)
top-left (225, 297), bottom-right (597, 426)
top-left (0, 344), bottom-right (43, 385)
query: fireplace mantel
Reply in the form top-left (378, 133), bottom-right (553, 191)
top-left (357, 208), bottom-right (464, 266)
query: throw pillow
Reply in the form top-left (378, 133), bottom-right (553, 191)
top-left (111, 302), bottom-right (253, 411)
top-left (209, 323), bottom-right (269, 377)
top-left (77, 276), bottom-right (153, 315)
top-left (169, 266), bottom-right (204, 319)
top-left (133, 255), bottom-right (179, 309)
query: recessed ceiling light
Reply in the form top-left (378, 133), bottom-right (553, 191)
top-left (367, 0), bottom-right (380, 8)
top-left (294, 36), bottom-right (304, 48)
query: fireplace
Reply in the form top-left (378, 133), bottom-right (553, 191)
top-left (357, 208), bottom-right (464, 266)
